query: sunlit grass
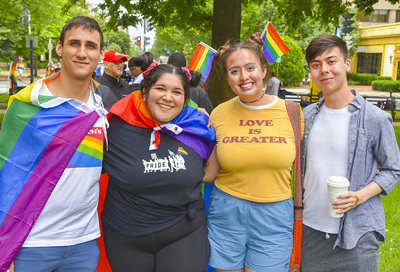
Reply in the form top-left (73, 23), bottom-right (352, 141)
top-left (380, 125), bottom-right (400, 271)
top-left (0, 93), bottom-right (9, 103)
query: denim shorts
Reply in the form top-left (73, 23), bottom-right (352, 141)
top-left (207, 186), bottom-right (294, 272)
top-left (14, 239), bottom-right (99, 272)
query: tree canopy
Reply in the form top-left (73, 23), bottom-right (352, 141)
top-left (80, 0), bottom-right (400, 34)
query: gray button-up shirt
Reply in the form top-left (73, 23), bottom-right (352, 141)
top-left (301, 90), bottom-right (400, 250)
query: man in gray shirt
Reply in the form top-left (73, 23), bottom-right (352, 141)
top-left (266, 71), bottom-right (281, 96)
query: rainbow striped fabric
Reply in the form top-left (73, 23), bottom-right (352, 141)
top-left (9, 63), bottom-right (17, 94)
top-left (0, 76), bottom-right (106, 271)
top-left (108, 91), bottom-right (216, 160)
top-left (261, 22), bottom-right (290, 63)
top-left (177, 147), bottom-right (188, 156)
top-left (46, 64), bottom-right (56, 77)
top-left (187, 41), bottom-right (217, 83)
top-left (16, 61), bottom-right (24, 71)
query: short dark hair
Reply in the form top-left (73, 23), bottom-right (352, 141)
top-left (168, 53), bottom-right (187, 67)
top-left (216, 41), bottom-right (269, 78)
top-left (140, 64), bottom-right (201, 103)
top-left (59, 16), bottom-right (104, 50)
top-left (144, 51), bottom-right (154, 63)
top-left (306, 34), bottom-right (348, 65)
top-left (129, 55), bottom-right (152, 71)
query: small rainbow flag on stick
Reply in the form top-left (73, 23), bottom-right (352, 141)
top-left (187, 41), bottom-right (217, 82)
top-left (8, 63), bottom-right (18, 94)
top-left (261, 21), bottom-right (290, 63)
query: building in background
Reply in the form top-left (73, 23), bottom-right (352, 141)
top-left (350, 0), bottom-right (400, 80)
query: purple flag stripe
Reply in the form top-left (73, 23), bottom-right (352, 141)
top-left (0, 110), bottom-right (100, 272)
top-left (163, 127), bottom-right (215, 160)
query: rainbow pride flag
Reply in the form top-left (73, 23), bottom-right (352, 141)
top-left (8, 63), bottom-right (17, 94)
top-left (187, 41), bottom-right (217, 83)
top-left (261, 21), bottom-right (290, 63)
top-left (0, 76), bottom-right (105, 271)
top-left (109, 91), bottom-right (216, 160)
top-left (177, 147), bottom-right (188, 156)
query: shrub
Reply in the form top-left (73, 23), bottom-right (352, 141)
top-left (269, 36), bottom-right (304, 87)
top-left (37, 62), bottom-right (48, 69)
top-left (347, 81), bottom-right (362, 85)
top-left (371, 80), bottom-right (400, 92)
top-left (347, 73), bottom-right (392, 85)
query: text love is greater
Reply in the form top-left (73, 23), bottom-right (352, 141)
top-left (222, 119), bottom-right (288, 144)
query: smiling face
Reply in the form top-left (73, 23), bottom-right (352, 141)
top-left (144, 73), bottom-right (185, 126)
top-left (56, 25), bottom-right (104, 80)
top-left (225, 49), bottom-right (267, 102)
top-left (309, 46), bottom-right (350, 97)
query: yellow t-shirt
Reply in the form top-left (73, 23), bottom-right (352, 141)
top-left (210, 96), bottom-right (303, 203)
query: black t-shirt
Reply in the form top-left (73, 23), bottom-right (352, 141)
top-left (102, 116), bottom-right (206, 236)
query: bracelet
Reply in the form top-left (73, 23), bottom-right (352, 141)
top-left (355, 195), bottom-right (360, 206)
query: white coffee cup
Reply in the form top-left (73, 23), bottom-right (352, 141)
top-left (327, 176), bottom-right (350, 218)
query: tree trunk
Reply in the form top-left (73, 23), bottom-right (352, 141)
top-left (208, 0), bottom-right (241, 107)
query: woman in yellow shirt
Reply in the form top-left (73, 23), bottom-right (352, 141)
top-left (205, 41), bottom-right (303, 272)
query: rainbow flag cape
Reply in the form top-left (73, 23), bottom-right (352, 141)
top-left (0, 75), bottom-right (106, 271)
top-left (8, 63), bottom-right (17, 94)
top-left (261, 21), bottom-right (290, 63)
top-left (187, 41), bottom-right (217, 83)
top-left (108, 91), bottom-right (216, 160)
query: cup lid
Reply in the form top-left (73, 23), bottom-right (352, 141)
top-left (327, 176), bottom-right (350, 187)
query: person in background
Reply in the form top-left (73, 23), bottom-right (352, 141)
top-left (101, 63), bottom-right (217, 271)
top-left (144, 51), bottom-right (155, 65)
top-left (266, 71), bottom-right (281, 96)
top-left (301, 34), bottom-right (400, 271)
top-left (0, 16), bottom-right (108, 272)
top-left (206, 40), bottom-right (303, 272)
top-left (120, 63), bottom-right (131, 82)
top-left (95, 62), bottom-right (103, 77)
top-left (129, 54), bottom-right (153, 91)
top-left (168, 52), bottom-right (214, 114)
top-left (46, 60), bottom-right (56, 77)
top-left (16, 58), bottom-right (24, 81)
top-left (95, 50), bottom-right (130, 103)
top-left (54, 62), bottom-right (62, 73)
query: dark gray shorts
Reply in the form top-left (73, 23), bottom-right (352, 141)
top-left (301, 225), bottom-right (380, 272)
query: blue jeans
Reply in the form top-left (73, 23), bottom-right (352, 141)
top-left (14, 239), bottom-right (99, 272)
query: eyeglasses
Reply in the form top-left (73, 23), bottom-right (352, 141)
top-left (228, 64), bottom-right (259, 76)
top-left (109, 60), bottom-right (124, 65)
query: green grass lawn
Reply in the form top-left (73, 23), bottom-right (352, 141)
top-left (379, 125), bottom-right (400, 271)
top-left (0, 93), bottom-right (9, 103)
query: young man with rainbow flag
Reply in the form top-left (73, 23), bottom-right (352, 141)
top-left (0, 16), bottom-right (108, 272)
